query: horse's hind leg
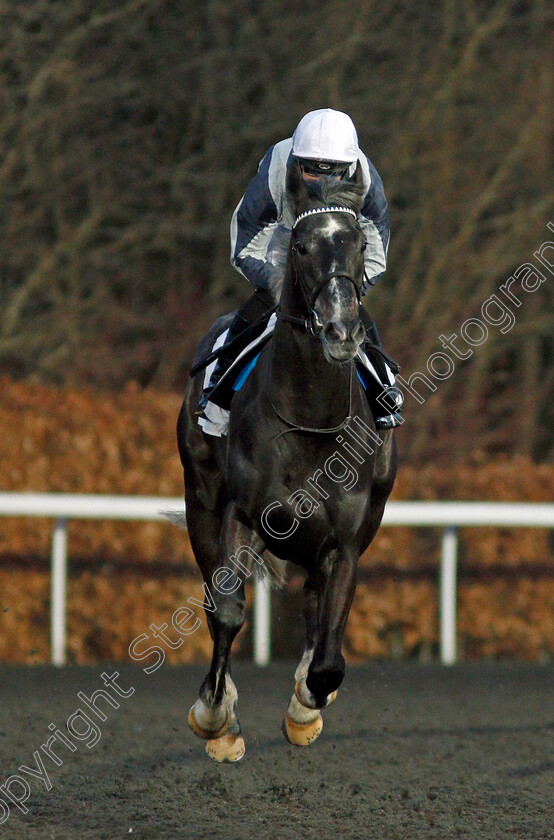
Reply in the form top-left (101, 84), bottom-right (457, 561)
top-left (283, 575), bottom-right (337, 746)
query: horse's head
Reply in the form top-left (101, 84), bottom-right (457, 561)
top-left (285, 159), bottom-right (367, 363)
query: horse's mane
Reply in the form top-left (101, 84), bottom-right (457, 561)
top-left (305, 175), bottom-right (365, 214)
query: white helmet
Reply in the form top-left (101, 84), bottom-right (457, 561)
top-left (292, 108), bottom-right (359, 164)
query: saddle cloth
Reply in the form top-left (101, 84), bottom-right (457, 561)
top-left (198, 313), bottom-right (396, 438)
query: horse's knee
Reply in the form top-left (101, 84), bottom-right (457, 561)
top-left (214, 597), bottom-right (246, 635)
top-left (306, 655), bottom-right (345, 707)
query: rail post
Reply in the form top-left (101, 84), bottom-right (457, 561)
top-left (440, 526), bottom-right (458, 665)
top-left (253, 577), bottom-right (271, 666)
top-left (50, 518), bottom-right (68, 666)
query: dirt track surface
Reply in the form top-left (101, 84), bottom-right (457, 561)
top-left (0, 662), bottom-right (552, 840)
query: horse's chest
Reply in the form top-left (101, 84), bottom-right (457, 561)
top-left (249, 441), bottom-right (372, 546)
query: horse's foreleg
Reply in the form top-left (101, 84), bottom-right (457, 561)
top-left (284, 551), bottom-right (357, 744)
top-left (306, 551), bottom-right (357, 706)
top-left (292, 574), bottom-right (319, 682)
top-left (283, 574), bottom-right (338, 746)
top-left (188, 577), bottom-right (247, 762)
top-left (364, 430), bottom-right (397, 545)
top-left (190, 671), bottom-right (246, 763)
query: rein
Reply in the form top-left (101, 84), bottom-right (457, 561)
top-left (190, 306), bottom-right (278, 377)
top-left (269, 360), bottom-right (355, 441)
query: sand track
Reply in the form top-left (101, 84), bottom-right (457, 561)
top-left (0, 662), bottom-right (552, 839)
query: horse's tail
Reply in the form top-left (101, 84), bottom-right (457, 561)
top-left (160, 509), bottom-right (287, 589)
top-left (249, 550), bottom-right (287, 589)
top-left (160, 508), bottom-right (188, 529)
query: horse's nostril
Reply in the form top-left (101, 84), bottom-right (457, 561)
top-left (324, 321), bottom-right (347, 343)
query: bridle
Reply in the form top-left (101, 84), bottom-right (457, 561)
top-left (277, 206), bottom-right (363, 336)
top-left (269, 205), bottom-right (363, 438)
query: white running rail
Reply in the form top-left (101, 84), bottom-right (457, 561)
top-left (0, 494), bottom-right (552, 667)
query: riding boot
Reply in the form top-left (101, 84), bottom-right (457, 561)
top-left (196, 289), bottom-right (277, 415)
top-left (359, 306), bottom-right (404, 429)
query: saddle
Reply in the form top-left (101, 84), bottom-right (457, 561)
top-left (197, 314), bottom-right (400, 438)
top-left (207, 314), bottom-right (277, 410)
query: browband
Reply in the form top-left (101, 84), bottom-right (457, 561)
top-left (293, 206), bottom-right (357, 229)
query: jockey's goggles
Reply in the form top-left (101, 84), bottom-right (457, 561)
top-left (297, 158), bottom-right (350, 178)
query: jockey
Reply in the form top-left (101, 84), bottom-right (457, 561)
top-left (197, 108), bottom-right (403, 429)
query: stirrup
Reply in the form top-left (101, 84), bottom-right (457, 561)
top-left (195, 391), bottom-right (210, 417)
top-left (375, 412), bottom-right (403, 430)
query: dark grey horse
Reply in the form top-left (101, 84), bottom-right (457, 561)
top-left (177, 160), bottom-right (397, 761)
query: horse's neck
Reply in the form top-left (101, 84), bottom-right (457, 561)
top-left (268, 283), bottom-right (352, 428)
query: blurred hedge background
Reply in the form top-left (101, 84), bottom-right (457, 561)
top-left (0, 380), bottom-right (552, 663)
top-left (0, 0), bottom-right (552, 661)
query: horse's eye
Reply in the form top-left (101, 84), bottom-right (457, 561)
top-left (295, 241), bottom-right (307, 256)
top-left (361, 242), bottom-right (367, 253)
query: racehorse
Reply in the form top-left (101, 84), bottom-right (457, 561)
top-left (177, 159), bottom-right (397, 762)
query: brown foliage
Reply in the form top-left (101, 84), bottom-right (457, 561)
top-left (0, 379), bottom-right (552, 663)
top-left (0, 377), bottom-right (186, 563)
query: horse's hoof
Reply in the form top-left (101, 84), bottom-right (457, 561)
top-left (283, 712), bottom-right (323, 746)
top-left (295, 680), bottom-right (338, 709)
top-left (205, 733), bottom-right (245, 763)
top-left (188, 706), bottom-right (231, 741)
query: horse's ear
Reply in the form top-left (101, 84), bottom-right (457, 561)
top-left (350, 160), bottom-right (363, 188)
top-left (286, 157), bottom-right (306, 205)
top-left (347, 160), bottom-right (365, 212)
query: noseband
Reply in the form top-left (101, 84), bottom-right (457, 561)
top-left (278, 206), bottom-right (362, 335)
